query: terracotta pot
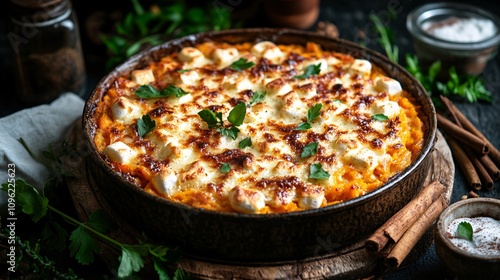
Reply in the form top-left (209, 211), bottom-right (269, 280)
top-left (83, 28), bottom-right (437, 262)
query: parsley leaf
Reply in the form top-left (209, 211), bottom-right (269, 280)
top-left (177, 69), bottom-right (191, 73)
top-left (227, 102), bottom-right (246, 126)
top-left (230, 58), bottom-right (255, 71)
top-left (1, 179), bottom-right (48, 222)
top-left (248, 91), bottom-right (266, 107)
top-left (137, 114), bottom-right (156, 138)
top-left (221, 163), bottom-right (231, 173)
top-left (295, 63), bottom-right (322, 79)
top-left (135, 84), bottom-right (189, 99)
top-left (220, 126), bottom-right (240, 140)
top-left (309, 163), bottom-right (330, 179)
top-left (199, 102), bottom-right (246, 140)
top-left (307, 103), bottom-right (322, 123)
top-left (135, 84), bottom-right (161, 98)
top-left (456, 221), bottom-right (473, 242)
top-left (238, 137), bottom-right (252, 149)
top-left (296, 103), bottom-right (322, 130)
top-left (301, 142), bottom-right (319, 158)
top-left (69, 225), bottom-right (100, 265)
top-left (371, 114), bottom-right (389, 121)
top-left (118, 245), bottom-right (145, 278)
top-left (162, 85), bottom-right (189, 98)
top-left (296, 122), bottom-right (312, 131)
top-left (198, 109), bottom-right (222, 128)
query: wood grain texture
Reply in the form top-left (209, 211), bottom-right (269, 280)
top-left (65, 120), bottom-right (454, 279)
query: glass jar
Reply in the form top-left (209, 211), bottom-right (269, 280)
top-left (8, 0), bottom-right (86, 104)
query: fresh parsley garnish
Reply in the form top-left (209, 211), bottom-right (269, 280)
top-left (248, 91), bottom-right (266, 107)
top-left (456, 221), bottom-right (473, 242)
top-left (177, 69), bottom-right (191, 73)
top-left (301, 142), bottom-right (319, 158)
top-left (137, 114), bottom-right (156, 138)
top-left (230, 58), bottom-right (255, 71)
top-left (295, 63), bottom-right (322, 79)
top-left (135, 84), bottom-right (189, 99)
top-left (220, 163), bottom-right (231, 173)
top-left (371, 114), bottom-right (389, 121)
top-left (296, 103), bottom-right (322, 130)
top-left (238, 137), bottom-right (252, 149)
top-left (309, 163), bottom-right (330, 179)
top-left (198, 102), bottom-right (247, 140)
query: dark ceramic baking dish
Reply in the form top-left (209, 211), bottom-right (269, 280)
top-left (83, 28), bottom-right (437, 262)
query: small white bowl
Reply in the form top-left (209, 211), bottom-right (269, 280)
top-left (434, 198), bottom-right (500, 280)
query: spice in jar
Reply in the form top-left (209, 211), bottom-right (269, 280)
top-left (8, 0), bottom-right (86, 104)
top-left (422, 17), bottom-right (497, 43)
top-left (446, 217), bottom-right (500, 256)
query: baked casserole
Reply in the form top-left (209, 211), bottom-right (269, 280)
top-left (92, 41), bottom-right (424, 214)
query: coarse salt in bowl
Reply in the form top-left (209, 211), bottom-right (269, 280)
top-left (434, 198), bottom-right (500, 280)
top-left (407, 3), bottom-right (500, 76)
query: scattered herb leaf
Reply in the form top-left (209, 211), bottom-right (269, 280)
top-left (301, 142), bottom-right (319, 158)
top-left (137, 114), bottom-right (156, 138)
top-left (69, 225), bottom-right (100, 265)
top-left (457, 221), bottom-right (473, 242)
top-left (309, 163), bottom-right (330, 180)
top-left (177, 69), bottom-right (191, 73)
top-left (135, 84), bottom-right (189, 99)
top-left (248, 91), bottom-right (266, 107)
top-left (238, 137), bottom-right (252, 149)
top-left (118, 245), bottom-right (145, 278)
top-left (371, 114), bottom-right (389, 121)
top-left (227, 102), bottom-right (247, 126)
top-left (307, 103), bottom-right (322, 123)
top-left (221, 163), bottom-right (231, 173)
top-left (1, 179), bottom-right (48, 222)
top-left (230, 58), bottom-right (255, 71)
top-left (220, 126), bottom-right (240, 140)
top-left (295, 63), bottom-right (322, 79)
top-left (296, 122), bottom-right (312, 131)
top-left (198, 109), bottom-right (221, 128)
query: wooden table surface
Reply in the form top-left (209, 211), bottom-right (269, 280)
top-left (1, 0), bottom-right (499, 279)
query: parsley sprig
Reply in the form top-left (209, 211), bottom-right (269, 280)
top-left (230, 58), bottom-right (255, 71)
top-left (137, 114), bottom-right (156, 137)
top-left (1, 138), bottom-right (187, 279)
top-left (135, 84), bottom-right (189, 99)
top-left (297, 103), bottom-right (322, 130)
top-left (198, 102), bottom-right (247, 140)
top-left (456, 221), bottom-right (474, 242)
top-left (301, 142), bottom-right (319, 158)
top-left (371, 114), bottom-right (389, 121)
top-left (295, 63), bottom-right (322, 79)
top-left (248, 91), bottom-right (266, 107)
top-left (309, 163), bottom-right (330, 179)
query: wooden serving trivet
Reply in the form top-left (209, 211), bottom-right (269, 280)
top-left (65, 120), bottom-right (454, 279)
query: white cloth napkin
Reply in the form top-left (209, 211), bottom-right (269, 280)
top-left (0, 93), bottom-right (85, 214)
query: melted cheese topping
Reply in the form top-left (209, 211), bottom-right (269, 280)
top-left (93, 41), bottom-right (424, 214)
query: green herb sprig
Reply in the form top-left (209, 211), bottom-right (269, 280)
top-left (248, 91), bottom-right (266, 107)
top-left (371, 114), bottom-right (389, 121)
top-left (230, 58), bottom-right (255, 71)
top-left (456, 221), bottom-right (474, 242)
top-left (198, 102), bottom-right (247, 140)
top-left (137, 114), bottom-right (156, 138)
top-left (309, 163), bottom-right (330, 179)
top-left (295, 63), bottom-right (322, 79)
top-left (301, 142), bottom-right (319, 158)
top-left (297, 103), bottom-right (322, 130)
top-left (135, 84), bottom-right (189, 99)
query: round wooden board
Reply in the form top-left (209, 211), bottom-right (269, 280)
top-left (64, 120), bottom-right (454, 279)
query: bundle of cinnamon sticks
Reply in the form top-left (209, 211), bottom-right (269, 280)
top-left (365, 181), bottom-right (447, 269)
top-left (437, 96), bottom-right (500, 190)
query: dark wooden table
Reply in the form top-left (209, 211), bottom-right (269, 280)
top-left (1, 0), bottom-right (499, 279)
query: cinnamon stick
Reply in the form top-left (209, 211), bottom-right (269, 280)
top-left (446, 137), bottom-right (481, 190)
top-left (365, 181), bottom-right (446, 253)
top-left (479, 155), bottom-right (500, 181)
top-left (443, 96), bottom-right (500, 166)
top-left (465, 148), bottom-right (494, 190)
top-left (385, 195), bottom-right (447, 268)
top-left (437, 113), bottom-right (489, 155)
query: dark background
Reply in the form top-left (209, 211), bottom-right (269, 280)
top-left (1, 0), bottom-right (499, 279)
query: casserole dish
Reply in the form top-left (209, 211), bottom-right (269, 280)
top-left (83, 28), bottom-right (436, 262)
